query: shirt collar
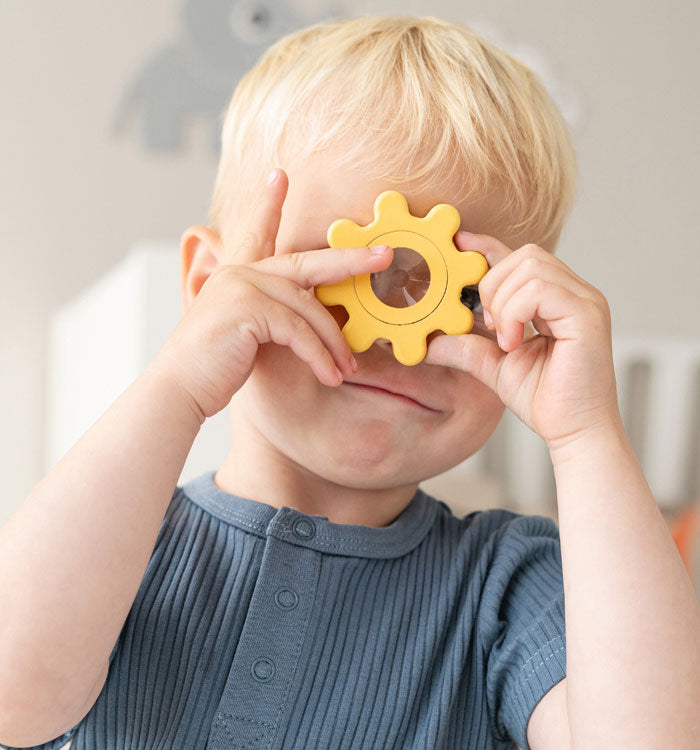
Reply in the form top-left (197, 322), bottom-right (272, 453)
top-left (181, 470), bottom-right (439, 559)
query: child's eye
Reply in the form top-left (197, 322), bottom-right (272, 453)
top-left (460, 286), bottom-right (482, 312)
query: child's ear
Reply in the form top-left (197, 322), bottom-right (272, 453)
top-left (179, 225), bottom-right (223, 312)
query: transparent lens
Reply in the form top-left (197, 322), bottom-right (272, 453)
top-left (370, 246), bottom-right (430, 308)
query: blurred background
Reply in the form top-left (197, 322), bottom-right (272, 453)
top-left (2, 0), bottom-right (699, 592)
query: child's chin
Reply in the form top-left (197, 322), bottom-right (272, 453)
top-left (319, 415), bottom-right (416, 469)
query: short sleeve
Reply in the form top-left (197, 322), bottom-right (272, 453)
top-left (0, 636), bottom-right (121, 750)
top-left (478, 511), bottom-right (567, 750)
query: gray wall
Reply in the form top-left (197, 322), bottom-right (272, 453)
top-left (1, 0), bottom-right (698, 523)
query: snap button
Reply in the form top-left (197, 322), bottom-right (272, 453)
top-left (274, 587), bottom-right (299, 610)
top-left (251, 657), bottom-right (275, 683)
top-left (292, 517), bottom-right (316, 539)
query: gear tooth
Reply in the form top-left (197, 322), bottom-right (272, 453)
top-left (314, 279), bottom-right (352, 306)
top-left (457, 251), bottom-right (489, 285)
top-left (314, 284), bottom-right (335, 305)
top-left (374, 191), bottom-right (409, 224)
top-left (343, 316), bottom-right (376, 353)
top-left (390, 327), bottom-right (427, 366)
top-left (328, 218), bottom-right (365, 247)
top-left (424, 203), bottom-right (461, 236)
top-left (438, 302), bottom-right (474, 335)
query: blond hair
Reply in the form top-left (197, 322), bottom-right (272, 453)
top-left (209, 14), bottom-right (577, 251)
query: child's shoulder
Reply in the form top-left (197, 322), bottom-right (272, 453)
top-left (427, 490), bottom-right (561, 556)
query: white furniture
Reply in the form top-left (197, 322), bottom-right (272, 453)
top-left (45, 242), bottom-right (231, 490)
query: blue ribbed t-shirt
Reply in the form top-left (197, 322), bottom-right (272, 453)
top-left (5, 470), bottom-right (567, 750)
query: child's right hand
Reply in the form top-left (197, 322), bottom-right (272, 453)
top-left (151, 168), bottom-right (393, 423)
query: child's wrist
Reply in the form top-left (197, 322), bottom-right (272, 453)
top-left (546, 411), bottom-right (627, 466)
top-left (142, 356), bottom-right (206, 430)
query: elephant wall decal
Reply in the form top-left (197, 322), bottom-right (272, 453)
top-left (110, 0), bottom-right (343, 155)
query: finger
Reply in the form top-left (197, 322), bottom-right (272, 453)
top-left (486, 255), bottom-right (592, 339)
top-left (241, 268), bottom-right (359, 377)
top-left (455, 232), bottom-right (547, 340)
top-left (478, 244), bottom-right (579, 314)
top-left (262, 294), bottom-right (348, 387)
top-left (424, 331), bottom-right (507, 395)
top-left (238, 167), bottom-right (289, 264)
top-left (454, 230), bottom-right (514, 269)
top-left (251, 243), bottom-right (393, 289)
top-left (497, 279), bottom-right (592, 351)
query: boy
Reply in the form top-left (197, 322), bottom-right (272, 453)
top-left (1, 14), bottom-right (699, 750)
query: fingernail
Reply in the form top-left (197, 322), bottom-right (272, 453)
top-left (370, 244), bottom-right (390, 254)
top-left (335, 367), bottom-right (344, 382)
top-left (497, 331), bottom-right (505, 349)
top-left (483, 309), bottom-right (493, 327)
top-left (458, 230), bottom-right (475, 237)
top-left (350, 355), bottom-right (358, 372)
top-left (267, 168), bottom-right (279, 184)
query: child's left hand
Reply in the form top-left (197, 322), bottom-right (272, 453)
top-left (424, 232), bottom-right (622, 451)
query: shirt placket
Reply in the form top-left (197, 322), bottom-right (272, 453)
top-left (207, 511), bottom-right (321, 750)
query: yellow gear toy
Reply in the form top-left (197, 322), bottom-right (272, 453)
top-left (314, 190), bottom-right (489, 366)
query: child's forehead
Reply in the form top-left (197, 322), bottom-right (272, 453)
top-left (280, 160), bottom-right (509, 250)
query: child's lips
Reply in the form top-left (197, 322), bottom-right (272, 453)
top-left (341, 379), bottom-right (442, 412)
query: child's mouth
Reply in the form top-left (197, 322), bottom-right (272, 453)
top-left (340, 381), bottom-right (439, 411)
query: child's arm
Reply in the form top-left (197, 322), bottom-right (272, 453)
top-left (0, 363), bottom-right (202, 747)
top-left (544, 410), bottom-right (700, 747)
top-left (0, 168), bottom-right (391, 747)
top-left (425, 232), bottom-right (700, 748)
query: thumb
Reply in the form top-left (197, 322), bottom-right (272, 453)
top-left (424, 333), bottom-right (505, 393)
